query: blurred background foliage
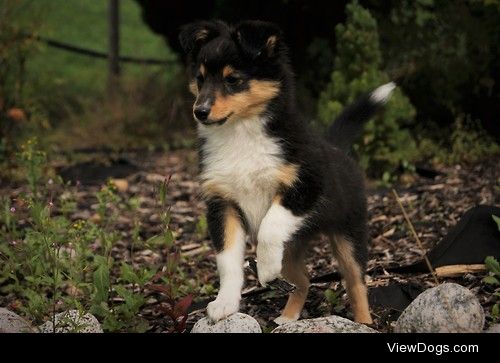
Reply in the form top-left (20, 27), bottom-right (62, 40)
top-left (1, 0), bottom-right (498, 180)
top-left (317, 1), bottom-right (418, 178)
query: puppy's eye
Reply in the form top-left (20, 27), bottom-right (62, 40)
top-left (196, 74), bottom-right (204, 84)
top-left (225, 75), bottom-right (241, 86)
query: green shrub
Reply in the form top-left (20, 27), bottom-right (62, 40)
top-left (447, 116), bottom-right (500, 164)
top-left (373, 0), bottom-right (500, 132)
top-left (416, 116), bottom-right (500, 166)
top-left (0, 1), bottom-right (46, 162)
top-left (317, 0), bottom-right (417, 178)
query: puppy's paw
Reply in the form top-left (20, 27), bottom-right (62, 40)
top-left (273, 315), bottom-right (298, 326)
top-left (207, 297), bottom-right (240, 322)
top-left (256, 245), bottom-right (283, 287)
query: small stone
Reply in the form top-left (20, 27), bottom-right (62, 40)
top-left (271, 316), bottom-right (378, 333)
top-left (90, 213), bottom-right (102, 224)
top-left (65, 283), bottom-right (84, 297)
top-left (0, 308), bottom-right (36, 333)
top-left (110, 178), bottom-right (129, 192)
top-left (394, 283), bottom-right (485, 333)
top-left (191, 313), bottom-right (261, 333)
top-left (38, 310), bottom-right (102, 333)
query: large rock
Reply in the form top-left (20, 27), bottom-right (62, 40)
top-left (191, 313), bottom-right (261, 333)
top-left (394, 283), bottom-right (484, 333)
top-left (0, 308), bottom-right (36, 333)
top-left (38, 310), bottom-right (103, 333)
top-left (272, 316), bottom-right (378, 333)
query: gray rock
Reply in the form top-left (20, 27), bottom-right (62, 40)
top-left (272, 316), bottom-right (378, 333)
top-left (395, 283), bottom-right (484, 333)
top-left (38, 310), bottom-right (102, 333)
top-left (485, 324), bottom-right (500, 333)
top-left (191, 313), bottom-right (261, 333)
top-left (0, 308), bottom-right (36, 333)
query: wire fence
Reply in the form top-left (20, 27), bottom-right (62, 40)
top-left (28, 34), bottom-right (176, 66)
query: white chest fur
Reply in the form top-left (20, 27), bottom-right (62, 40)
top-left (198, 117), bottom-right (284, 235)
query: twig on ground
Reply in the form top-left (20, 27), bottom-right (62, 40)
top-left (435, 264), bottom-right (486, 277)
top-left (392, 189), bottom-right (440, 285)
top-left (181, 245), bottom-right (211, 257)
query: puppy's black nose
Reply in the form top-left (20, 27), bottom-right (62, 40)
top-left (194, 106), bottom-right (210, 121)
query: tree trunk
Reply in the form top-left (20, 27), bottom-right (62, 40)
top-left (108, 0), bottom-right (120, 93)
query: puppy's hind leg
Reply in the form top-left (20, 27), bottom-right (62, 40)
top-left (274, 243), bottom-right (310, 325)
top-left (329, 234), bottom-right (372, 324)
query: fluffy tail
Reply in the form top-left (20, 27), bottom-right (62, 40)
top-left (327, 82), bottom-right (396, 152)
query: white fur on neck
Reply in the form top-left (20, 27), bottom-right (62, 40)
top-left (198, 117), bottom-right (283, 235)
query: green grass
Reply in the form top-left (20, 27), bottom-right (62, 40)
top-left (14, 0), bottom-right (178, 96)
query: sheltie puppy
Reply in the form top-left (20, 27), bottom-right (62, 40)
top-left (179, 20), bottom-right (395, 325)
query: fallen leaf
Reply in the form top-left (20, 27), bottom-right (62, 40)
top-left (7, 107), bottom-right (26, 122)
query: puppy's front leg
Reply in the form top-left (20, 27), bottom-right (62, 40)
top-left (257, 197), bottom-right (305, 286)
top-left (206, 199), bottom-right (246, 322)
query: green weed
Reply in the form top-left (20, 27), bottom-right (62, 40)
top-left (483, 256), bottom-right (500, 323)
top-left (0, 140), bottom-right (197, 332)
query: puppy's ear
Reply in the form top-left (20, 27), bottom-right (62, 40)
top-left (235, 20), bottom-right (283, 60)
top-left (179, 21), bottom-right (220, 57)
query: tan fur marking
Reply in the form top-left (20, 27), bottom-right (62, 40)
top-left (276, 164), bottom-right (299, 187)
top-left (330, 235), bottom-right (372, 324)
top-left (195, 29), bottom-right (209, 42)
top-left (222, 65), bottom-right (235, 78)
top-left (189, 80), bottom-right (198, 96)
top-left (223, 208), bottom-right (240, 250)
top-left (280, 245), bottom-right (310, 320)
top-left (281, 294), bottom-right (306, 319)
top-left (199, 64), bottom-right (206, 77)
top-left (266, 35), bottom-right (278, 55)
top-left (348, 283), bottom-right (371, 323)
top-left (209, 80), bottom-right (280, 121)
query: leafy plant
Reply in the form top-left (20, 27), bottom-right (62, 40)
top-left (149, 282), bottom-right (193, 333)
top-left (0, 140), bottom-right (198, 332)
top-left (493, 215), bottom-right (500, 232)
top-left (145, 177), bottom-right (195, 332)
top-left (17, 138), bottom-right (47, 195)
top-left (195, 215), bottom-right (208, 239)
top-left (412, 116), bottom-right (500, 167)
top-left (324, 288), bottom-right (345, 314)
top-left (446, 116), bottom-right (500, 164)
top-left (483, 256), bottom-right (500, 323)
top-left (483, 256), bottom-right (500, 286)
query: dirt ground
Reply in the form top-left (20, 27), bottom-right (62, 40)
top-left (2, 149), bottom-right (499, 332)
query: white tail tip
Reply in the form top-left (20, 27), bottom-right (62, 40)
top-left (370, 82), bottom-right (396, 104)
